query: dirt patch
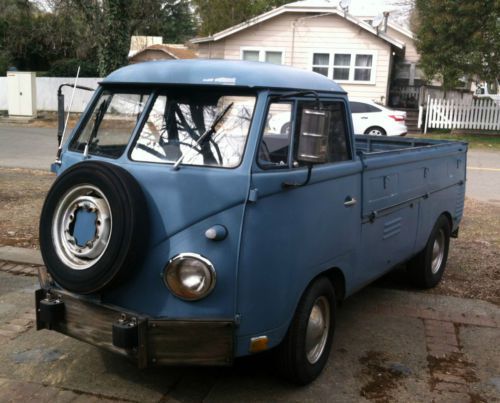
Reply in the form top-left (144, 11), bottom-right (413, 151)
top-left (359, 351), bottom-right (409, 402)
top-left (437, 198), bottom-right (500, 305)
top-left (0, 168), bottom-right (55, 249)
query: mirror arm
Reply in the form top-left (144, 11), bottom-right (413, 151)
top-left (282, 164), bottom-right (313, 189)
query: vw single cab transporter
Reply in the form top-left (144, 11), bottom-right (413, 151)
top-left (36, 60), bottom-right (467, 384)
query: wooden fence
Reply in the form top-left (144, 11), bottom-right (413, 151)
top-left (424, 97), bottom-right (500, 132)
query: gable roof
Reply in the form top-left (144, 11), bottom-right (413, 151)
top-left (191, 0), bottom-right (404, 49)
top-left (129, 44), bottom-right (197, 60)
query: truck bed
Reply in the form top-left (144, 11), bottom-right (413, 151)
top-left (354, 135), bottom-right (467, 226)
top-left (355, 135), bottom-right (466, 155)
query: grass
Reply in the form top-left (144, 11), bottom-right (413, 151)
top-left (411, 132), bottom-right (500, 150)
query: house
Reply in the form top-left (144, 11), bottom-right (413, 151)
top-left (192, 0), bottom-right (420, 108)
top-left (129, 44), bottom-right (197, 64)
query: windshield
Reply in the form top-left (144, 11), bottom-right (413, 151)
top-left (130, 92), bottom-right (256, 168)
top-left (69, 91), bottom-right (150, 159)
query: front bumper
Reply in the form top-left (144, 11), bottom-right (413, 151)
top-left (35, 289), bottom-right (234, 368)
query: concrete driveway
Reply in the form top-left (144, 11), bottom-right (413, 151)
top-left (0, 263), bottom-right (499, 402)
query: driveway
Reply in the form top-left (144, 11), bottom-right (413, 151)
top-left (0, 263), bottom-right (499, 402)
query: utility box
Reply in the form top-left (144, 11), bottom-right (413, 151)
top-left (7, 71), bottom-right (37, 117)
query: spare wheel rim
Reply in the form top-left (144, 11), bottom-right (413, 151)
top-left (52, 184), bottom-right (112, 270)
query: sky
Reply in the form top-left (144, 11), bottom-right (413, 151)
top-left (347, 0), bottom-right (412, 25)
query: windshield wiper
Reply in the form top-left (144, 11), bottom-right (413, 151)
top-left (173, 102), bottom-right (233, 170)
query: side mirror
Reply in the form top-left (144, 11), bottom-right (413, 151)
top-left (296, 108), bottom-right (330, 164)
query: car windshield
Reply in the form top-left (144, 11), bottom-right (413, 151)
top-left (131, 92), bottom-right (256, 168)
top-left (69, 91), bottom-right (150, 159)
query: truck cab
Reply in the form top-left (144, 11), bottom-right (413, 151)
top-left (37, 60), bottom-right (467, 384)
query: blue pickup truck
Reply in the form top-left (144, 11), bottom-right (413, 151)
top-left (36, 60), bottom-right (467, 384)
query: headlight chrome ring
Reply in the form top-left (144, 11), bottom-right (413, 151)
top-left (163, 253), bottom-right (216, 301)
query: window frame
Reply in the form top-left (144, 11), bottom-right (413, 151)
top-left (311, 53), bottom-right (331, 77)
top-left (126, 87), bottom-right (258, 170)
top-left (255, 94), bottom-right (353, 171)
top-left (68, 88), bottom-right (153, 159)
top-left (257, 100), bottom-right (296, 170)
top-left (240, 47), bottom-right (285, 65)
top-left (310, 50), bottom-right (377, 85)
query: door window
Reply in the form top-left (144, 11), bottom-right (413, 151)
top-left (258, 102), bottom-right (293, 168)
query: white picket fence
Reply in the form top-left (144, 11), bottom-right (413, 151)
top-left (424, 97), bottom-right (500, 132)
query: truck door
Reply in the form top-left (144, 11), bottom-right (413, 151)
top-left (237, 97), bottom-right (362, 339)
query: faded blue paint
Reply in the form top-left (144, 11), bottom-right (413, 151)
top-left (51, 60), bottom-right (467, 360)
top-left (103, 59), bottom-right (345, 93)
top-left (73, 210), bottom-right (97, 247)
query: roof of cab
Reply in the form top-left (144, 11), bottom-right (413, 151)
top-left (103, 59), bottom-right (345, 93)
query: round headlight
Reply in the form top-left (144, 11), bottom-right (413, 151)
top-left (163, 253), bottom-right (216, 301)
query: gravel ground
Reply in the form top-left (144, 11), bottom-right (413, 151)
top-left (0, 167), bottom-right (498, 305)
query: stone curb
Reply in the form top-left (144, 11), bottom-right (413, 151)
top-left (0, 246), bottom-right (43, 266)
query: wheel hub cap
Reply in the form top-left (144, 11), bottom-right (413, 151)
top-left (305, 296), bottom-right (330, 364)
top-left (431, 229), bottom-right (445, 274)
top-left (52, 185), bottom-right (112, 270)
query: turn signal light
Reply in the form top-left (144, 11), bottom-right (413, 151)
top-left (249, 336), bottom-right (269, 353)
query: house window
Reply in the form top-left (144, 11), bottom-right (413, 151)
top-left (312, 53), bottom-right (329, 76)
top-left (242, 50), bottom-right (260, 62)
top-left (354, 54), bottom-right (373, 81)
top-left (241, 48), bottom-right (283, 64)
top-left (333, 54), bottom-right (351, 81)
top-left (312, 52), bottom-right (376, 83)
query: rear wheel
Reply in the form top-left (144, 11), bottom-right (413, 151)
top-left (275, 277), bottom-right (336, 385)
top-left (364, 126), bottom-right (386, 136)
top-left (407, 215), bottom-right (451, 288)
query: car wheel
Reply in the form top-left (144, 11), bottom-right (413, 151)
top-left (39, 161), bottom-right (148, 294)
top-left (364, 126), bottom-right (387, 136)
top-left (280, 122), bottom-right (291, 136)
top-left (407, 215), bottom-right (451, 288)
top-left (275, 276), bottom-right (336, 385)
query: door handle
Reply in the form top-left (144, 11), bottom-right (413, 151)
top-left (344, 196), bottom-right (357, 207)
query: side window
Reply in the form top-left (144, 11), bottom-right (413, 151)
top-left (258, 102), bottom-right (292, 168)
top-left (350, 101), bottom-right (381, 113)
top-left (349, 101), bottom-right (364, 113)
top-left (295, 101), bottom-right (350, 165)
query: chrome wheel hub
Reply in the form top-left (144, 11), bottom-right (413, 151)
top-left (305, 296), bottom-right (330, 364)
top-left (368, 129), bottom-right (383, 136)
top-left (52, 185), bottom-right (112, 270)
top-left (431, 229), bottom-right (445, 274)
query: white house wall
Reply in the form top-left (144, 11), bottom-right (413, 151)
top-left (197, 13), bottom-right (393, 104)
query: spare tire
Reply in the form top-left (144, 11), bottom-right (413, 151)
top-left (39, 161), bottom-right (148, 294)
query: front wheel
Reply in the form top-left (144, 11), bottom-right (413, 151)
top-left (275, 277), bottom-right (336, 385)
top-left (407, 215), bottom-right (451, 288)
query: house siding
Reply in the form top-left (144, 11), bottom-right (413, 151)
top-left (197, 13), bottom-right (393, 104)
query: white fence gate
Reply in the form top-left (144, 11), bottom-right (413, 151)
top-left (424, 97), bottom-right (500, 132)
